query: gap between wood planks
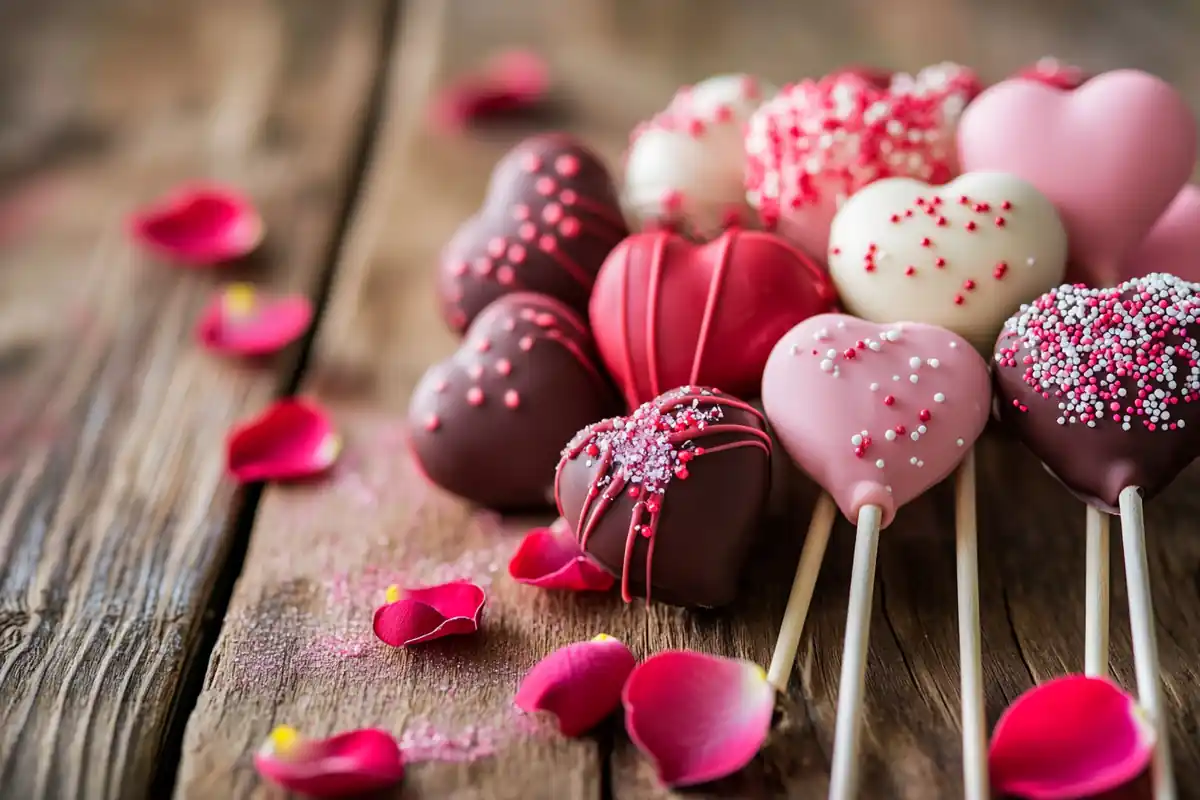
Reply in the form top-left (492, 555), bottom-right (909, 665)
top-left (148, 1), bottom-right (404, 796)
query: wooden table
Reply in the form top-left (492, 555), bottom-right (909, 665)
top-left (2, 0), bottom-right (1199, 797)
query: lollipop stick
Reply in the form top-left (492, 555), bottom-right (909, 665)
top-left (1084, 505), bottom-right (1110, 677)
top-left (1118, 486), bottom-right (1175, 800)
top-left (829, 504), bottom-right (882, 800)
top-left (954, 451), bottom-right (988, 800)
top-left (767, 491), bottom-right (837, 691)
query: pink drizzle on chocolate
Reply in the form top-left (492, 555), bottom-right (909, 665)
top-left (554, 387), bottom-right (770, 603)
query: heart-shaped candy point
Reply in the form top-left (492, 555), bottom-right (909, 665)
top-left (554, 387), bottom-right (772, 607)
top-left (589, 228), bottom-right (834, 410)
top-left (762, 314), bottom-right (990, 527)
top-left (1124, 185), bottom-right (1200, 285)
top-left (828, 172), bottom-right (1068, 350)
top-left (957, 69), bottom-right (1197, 287)
top-left (745, 62), bottom-right (979, 262)
top-left (438, 134), bottom-right (629, 334)
top-left (623, 74), bottom-right (773, 237)
top-left (409, 292), bottom-right (620, 510)
top-left (994, 274), bottom-right (1200, 511)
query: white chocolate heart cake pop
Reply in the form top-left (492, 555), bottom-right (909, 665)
top-left (745, 63), bottom-right (980, 262)
top-left (624, 74), bottom-right (774, 237)
top-left (828, 172), bottom-right (1068, 350)
top-left (762, 313), bottom-right (991, 526)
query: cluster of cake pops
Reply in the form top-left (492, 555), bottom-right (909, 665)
top-left (407, 60), bottom-right (1200, 799)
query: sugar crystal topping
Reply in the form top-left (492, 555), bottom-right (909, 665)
top-left (994, 274), bottom-right (1200, 431)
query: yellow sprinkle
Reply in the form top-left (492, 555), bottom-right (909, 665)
top-left (223, 283), bottom-right (257, 316)
top-left (385, 585), bottom-right (401, 604)
top-left (592, 633), bottom-right (614, 642)
top-left (317, 434), bottom-right (342, 466)
top-left (268, 725), bottom-right (300, 756)
top-left (752, 664), bottom-right (768, 683)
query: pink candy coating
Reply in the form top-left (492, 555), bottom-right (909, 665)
top-left (1124, 185), bottom-right (1200, 285)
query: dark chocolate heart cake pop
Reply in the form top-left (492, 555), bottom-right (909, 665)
top-left (554, 386), bottom-right (772, 607)
top-left (409, 292), bottom-right (620, 510)
top-left (994, 273), bottom-right (1200, 511)
top-left (438, 133), bottom-right (629, 334)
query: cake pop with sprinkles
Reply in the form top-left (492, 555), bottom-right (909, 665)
top-left (623, 74), bottom-right (774, 237)
top-left (554, 386), bottom-right (772, 608)
top-left (994, 273), bottom-right (1200, 510)
top-left (745, 62), bottom-right (980, 263)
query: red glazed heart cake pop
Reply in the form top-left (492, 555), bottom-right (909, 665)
top-left (993, 274), bottom-right (1200, 511)
top-left (410, 292), bottom-right (620, 509)
top-left (555, 386), bottom-right (772, 607)
top-left (439, 134), bottom-right (629, 333)
top-left (589, 228), bottom-right (834, 410)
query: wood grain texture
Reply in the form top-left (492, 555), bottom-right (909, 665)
top-left (0, 0), bottom-right (387, 797)
top-left (67, 0), bottom-right (1200, 798)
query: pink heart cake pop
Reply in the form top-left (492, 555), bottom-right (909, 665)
top-left (1124, 185), bottom-right (1200, 285)
top-left (957, 70), bottom-right (1196, 287)
top-left (745, 63), bottom-right (979, 263)
top-left (762, 314), bottom-right (991, 527)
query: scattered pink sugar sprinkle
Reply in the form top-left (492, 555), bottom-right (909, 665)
top-left (325, 541), bottom-right (512, 610)
top-left (399, 707), bottom-right (556, 764)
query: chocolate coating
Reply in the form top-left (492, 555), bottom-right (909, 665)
top-left (439, 133), bottom-right (629, 334)
top-left (409, 292), bottom-right (620, 510)
top-left (994, 274), bottom-right (1200, 511)
top-left (554, 387), bottom-right (771, 608)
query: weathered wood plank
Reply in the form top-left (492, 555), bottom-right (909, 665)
top-left (0, 0), bottom-right (388, 796)
top-left (179, 1), bottom-right (1200, 798)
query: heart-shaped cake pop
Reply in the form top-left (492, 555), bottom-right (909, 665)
top-left (409, 292), bottom-right (620, 509)
top-left (1124, 186), bottom-right (1200, 285)
top-left (589, 228), bottom-right (834, 410)
top-left (555, 387), bottom-right (772, 607)
top-left (623, 74), bottom-right (773, 237)
top-left (957, 70), bottom-right (1197, 287)
top-left (745, 63), bottom-right (979, 263)
top-left (762, 314), bottom-right (991, 527)
top-left (828, 172), bottom-right (1068, 350)
top-left (438, 134), bottom-right (629, 333)
top-left (993, 274), bottom-right (1200, 511)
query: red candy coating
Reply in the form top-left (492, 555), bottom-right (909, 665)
top-left (588, 229), bottom-right (834, 409)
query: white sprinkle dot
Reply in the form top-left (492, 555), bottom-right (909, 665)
top-left (934, 392), bottom-right (945, 403)
top-left (908, 357), bottom-right (921, 369)
top-left (826, 348), bottom-right (838, 359)
top-left (820, 358), bottom-right (835, 372)
top-left (893, 375), bottom-right (901, 382)
top-left (909, 374), bottom-right (919, 384)
top-left (910, 431), bottom-right (920, 441)
top-left (918, 425), bottom-right (927, 434)
top-left (851, 434), bottom-right (863, 446)
top-left (875, 459), bottom-right (885, 468)
top-left (956, 438), bottom-right (964, 446)
top-left (928, 358), bottom-right (940, 368)
top-left (949, 341), bottom-right (957, 349)
top-left (869, 382), bottom-right (880, 391)
top-left (909, 456), bottom-right (918, 465)
top-left (885, 429), bottom-right (897, 441)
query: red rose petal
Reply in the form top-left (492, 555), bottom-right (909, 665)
top-left (508, 522), bottom-right (616, 591)
top-left (430, 50), bottom-right (550, 132)
top-left (373, 581), bottom-right (486, 646)
top-left (254, 725), bottom-right (403, 797)
top-left (1013, 58), bottom-right (1090, 90)
top-left (129, 183), bottom-right (262, 265)
top-left (514, 634), bottom-right (636, 736)
top-left (196, 283), bottom-right (313, 356)
top-left (226, 399), bottom-right (340, 483)
top-left (622, 651), bottom-right (774, 787)
top-left (989, 675), bottom-right (1156, 800)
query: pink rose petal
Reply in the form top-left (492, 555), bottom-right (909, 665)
top-left (622, 651), bottom-right (774, 787)
top-left (226, 399), bottom-right (340, 483)
top-left (989, 675), bottom-right (1156, 800)
top-left (1012, 58), bottom-right (1090, 90)
top-left (129, 184), bottom-right (263, 265)
top-left (196, 283), bottom-right (313, 356)
top-left (373, 581), bottom-right (486, 646)
top-left (429, 50), bottom-right (550, 132)
top-left (514, 634), bottom-right (636, 736)
top-left (508, 522), bottom-right (616, 592)
top-left (254, 725), bottom-right (403, 797)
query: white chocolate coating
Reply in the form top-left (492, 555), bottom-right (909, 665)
top-left (828, 172), bottom-right (1067, 350)
top-left (623, 74), bottom-right (775, 238)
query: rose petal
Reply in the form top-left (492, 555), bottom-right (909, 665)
top-left (1012, 58), bottom-right (1090, 90)
top-left (373, 581), bottom-right (486, 646)
top-left (508, 523), bottom-right (615, 591)
top-left (254, 725), bottom-right (404, 797)
top-left (989, 675), bottom-right (1156, 799)
top-left (514, 634), bottom-right (636, 736)
top-left (622, 651), bottom-right (774, 787)
top-left (226, 399), bottom-right (340, 483)
top-left (196, 283), bottom-right (313, 356)
top-left (429, 50), bottom-right (550, 132)
top-left (129, 184), bottom-right (262, 265)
